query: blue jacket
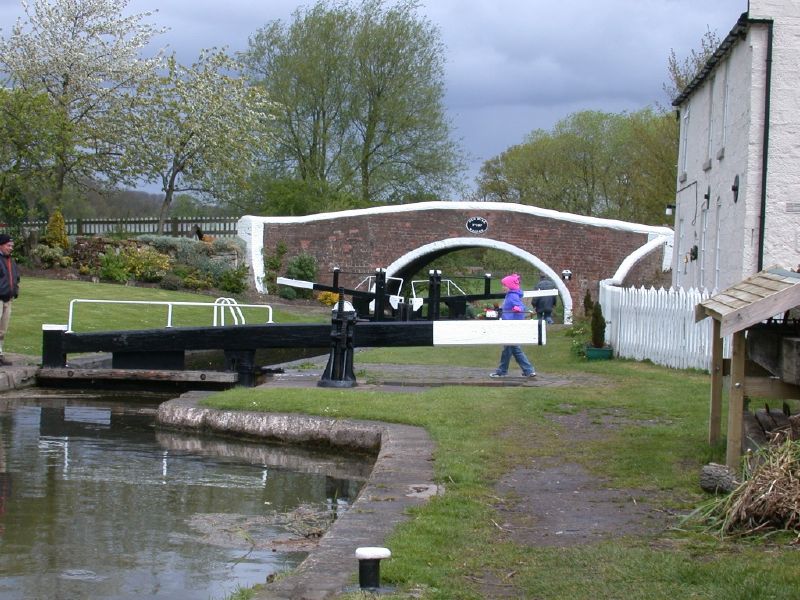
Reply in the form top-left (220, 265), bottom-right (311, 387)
top-left (501, 289), bottom-right (526, 320)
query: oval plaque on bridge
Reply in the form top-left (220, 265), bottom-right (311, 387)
top-left (466, 216), bottom-right (488, 234)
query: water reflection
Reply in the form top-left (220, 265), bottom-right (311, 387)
top-left (0, 391), bottom-right (371, 599)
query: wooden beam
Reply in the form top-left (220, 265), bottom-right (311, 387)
top-left (37, 368), bottom-right (237, 383)
top-left (733, 376), bottom-right (800, 400)
top-left (709, 319), bottom-right (723, 445)
top-left (726, 331), bottom-right (747, 469)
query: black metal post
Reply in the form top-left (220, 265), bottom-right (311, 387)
top-left (373, 268), bottom-right (386, 322)
top-left (319, 291), bottom-right (357, 388)
top-left (427, 270), bottom-right (441, 321)
top-left (332, 267), bottom-right (340, 290)
top-left (484, 273), bottom-right (492, 296)
top-left (359, 559), bottom-right (382, 589)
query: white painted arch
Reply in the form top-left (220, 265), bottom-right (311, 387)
top-left (385, 237), bottom-right (574, 323)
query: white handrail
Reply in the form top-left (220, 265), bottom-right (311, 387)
top-left (66, 298), bottom-right (274, 333)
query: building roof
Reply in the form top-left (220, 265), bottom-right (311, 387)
top-left (672, 12), bottom-right (751, 107)
top-left (695, 266), bottom-right (800, 337)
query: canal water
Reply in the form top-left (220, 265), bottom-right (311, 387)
top-left (0, 389), bottom-right (372, 600)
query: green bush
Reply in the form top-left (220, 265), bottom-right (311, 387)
top-left (99, 252), bottom-right (131, 283)
top-left (285, 253), bottom-right (317, 299)
top-left (590, 302), bottom-right (606, 348)
top-left (263, 241), bottom-right (287, 293)
top-left (43, 209), bottom-right (69, 250)
top-left (216, 265), bottom-right (249, 294)
top-left (278, 285), bottom-right (297, 300)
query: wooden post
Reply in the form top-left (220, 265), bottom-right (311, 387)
top-left (41, 324), bottom-right (67, 368)
top-left (709, 318), bottom-right (723, 445)
top-left (726, 330), bottom-right (747, 469)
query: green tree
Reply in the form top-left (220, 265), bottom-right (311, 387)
top-left (0, 87), bottom-right (63, 221)
top-left (0, 0), bottom-right (165, 207)
top-left (347, 0), bottom-right (463, 203)
top-left (122, 50), bottom-right (271, 233)
top-left (476, 108), bottom-right (677, 225)
top-left (241, 0), bottom-right (464, 207)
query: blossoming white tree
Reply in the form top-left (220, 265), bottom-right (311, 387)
top-left (0, 0), bottom-right (165, 205)
top-left (123, 49), bottom-right (272, 233)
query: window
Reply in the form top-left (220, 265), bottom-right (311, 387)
top-left (706, 77), bottom-right (715, 162)
top-left (720, 59), bottom-right (730, 151)
top-left (700, 201), bottom-right (708, 287)
top-left (713, 199), bottom-right (721, 290)
top-left (680, 108), bottom-right (690, 174)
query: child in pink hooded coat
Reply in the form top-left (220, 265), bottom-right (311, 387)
top-left (489, 273), bottom-right (536, 378)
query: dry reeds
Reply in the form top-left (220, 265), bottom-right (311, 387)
top-left (688, 437), bottom-right (800, 540)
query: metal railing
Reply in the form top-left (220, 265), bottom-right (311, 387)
top-left (66, 297), bottom-right (274, 333)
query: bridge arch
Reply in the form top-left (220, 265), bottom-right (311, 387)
top-left (385, 237), bottom-right (574, 321)
top-left (238, 201), bottom-right (674, 318)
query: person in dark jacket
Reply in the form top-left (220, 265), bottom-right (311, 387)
top-left (0, 234), bottom-right (20, 366)
top-left (533, 275), bottom-right (557, 324)
top-left (489, 273), bottom-right (536, 378)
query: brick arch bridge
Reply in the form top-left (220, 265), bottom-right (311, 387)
top-left (238, 201), bottom-right (674, 320)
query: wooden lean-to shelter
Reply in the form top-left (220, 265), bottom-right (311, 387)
top-left (695, 266), bottom-right (800, 468)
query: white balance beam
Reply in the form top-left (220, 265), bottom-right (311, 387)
top-left (433, 319), bottom-right (545, 346)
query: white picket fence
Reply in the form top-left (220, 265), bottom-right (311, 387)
top-left (599, 281), bottom-right (730, 371)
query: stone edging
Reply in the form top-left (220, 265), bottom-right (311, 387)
top-left (157, 394), bottom-right (440, 600)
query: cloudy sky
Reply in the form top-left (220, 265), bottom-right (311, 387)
top-left (0, 0), bottom-right (747, 193)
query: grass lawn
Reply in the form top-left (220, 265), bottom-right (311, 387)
top-left (206, 342), bottom-right (800, 599)
top-left (6, 278), bottom-right (800, 599)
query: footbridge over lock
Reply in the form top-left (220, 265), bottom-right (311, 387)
top-left (238, 201), bottom-right (674, 321)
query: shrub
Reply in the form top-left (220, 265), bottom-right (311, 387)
top-left (159, 273), bottom-right (182, 290)
top-left (182, 273), bottom-right (212, 290)
top-left (285, 253), bottom-right (317, 299)
top-left (121, 245), bottom-right (171, 282)
top-left (99, 252), bottom-right (131, 283)
top-left (278, 285), bottom-right (297, 300)
top-left (566, 321), bottom-right (589, 357)
top-left (43, 209), bottom-right (69, 250)
top-left (216, 265), bottom-right (249, 294)
top-left (317, 291), bottom-right (340, 306)
top-left (30, 244), bottom-right (64, 268)
top-left (583, 289), bottom-right (594, 317)
top-left (69, 237), bottom-right (115, 270)
top-left (263, 242), bottom-right (287, 292)
top-left (590, 302), bottom-right (606, 348)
